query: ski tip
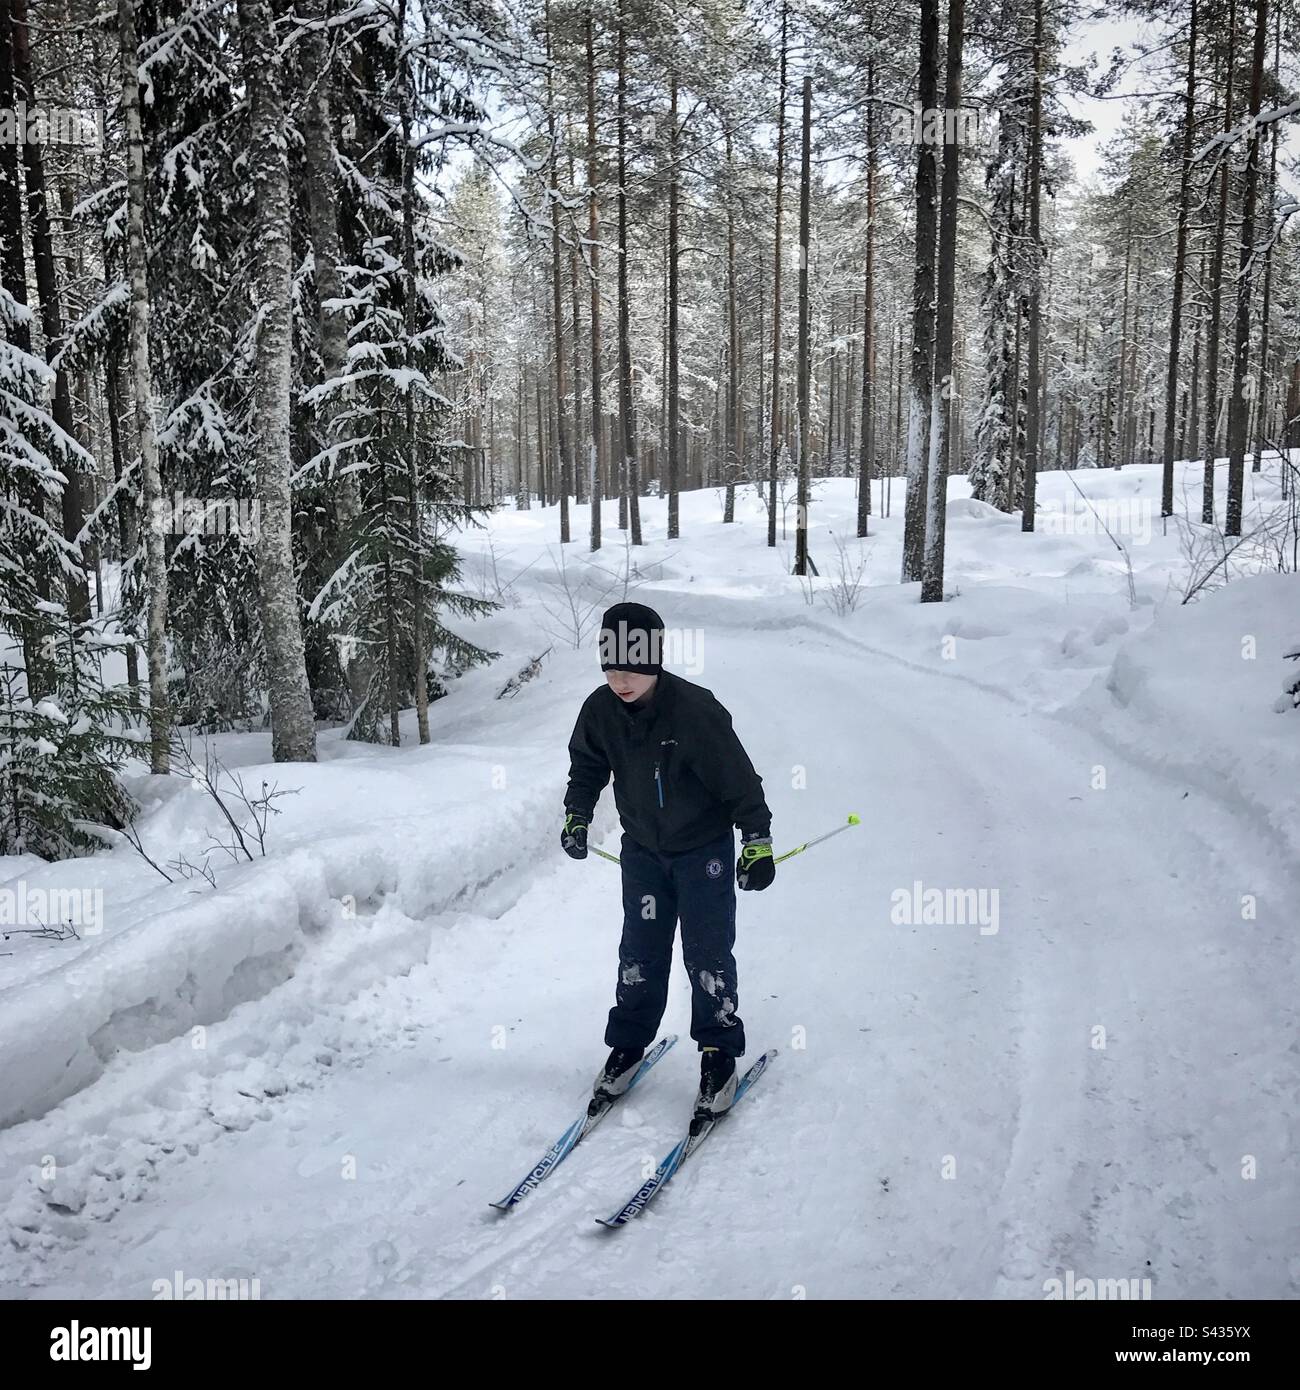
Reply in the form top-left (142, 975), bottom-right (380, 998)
top-left (488, 1200), bottom-right (513, 1213)
top-left (594, 1216), bottom-right (622, 1229)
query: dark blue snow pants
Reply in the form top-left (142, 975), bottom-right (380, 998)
top-left (605, 829), bottom-right (746, 1057)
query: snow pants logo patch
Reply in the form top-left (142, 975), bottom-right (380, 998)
top-left (705, 857), bottom-right (724, 879)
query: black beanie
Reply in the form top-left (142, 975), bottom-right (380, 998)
top-left (599, 602), bottom-right (665, 675)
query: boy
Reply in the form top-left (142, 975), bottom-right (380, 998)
top-left (561, 602), bottom-right (774, 1123)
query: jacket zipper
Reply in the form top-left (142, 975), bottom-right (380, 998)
top-left (654, 761), bottom-right (664, 808)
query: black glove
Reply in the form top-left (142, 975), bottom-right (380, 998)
top-left (736, 832), bottom-right (775, 891)
top-left (561, 813), bottom-right (589, 860)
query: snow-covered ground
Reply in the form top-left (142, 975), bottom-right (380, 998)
top-left (2, 458), bottom-right (1297, 1299)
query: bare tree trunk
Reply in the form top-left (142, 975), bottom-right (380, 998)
top-left (377, 399), bottom-right (400, 745)
top-left (1187, 244), bottom-right (1205, 465)
top-left (884, 322), bottom-right (896, 491)
top-left (1020, 0), bottom-right (1044, 532)
top-left (104, 353), bottom-right (139, 688)
top-left (827, 298), bottom-right (837, 471)
top-left (921, 0), bottom-right (966, 598)
top-left (463, 303), bottom-right (476, 505)
top-left (1286, 361), bottom-right (1300, 457)
top-left (1224, 0), bottom-right (1269, 535)
top-left (658, 225), bottom-right (667, 482)
top-left (1003, 162), bottom-right (1026, 502)
top-left (569, 148), bottom-right (586, 506)
top-left (118, 0), bottom-right (171, 771)
top-left (535, 354), bottom-right (549, 507)
top-left (1162, 0), bottom-right (1198, 516)
top-left (479, 271), bottom-right (492, 508)
top-left (667, 74), bottom-right (681, 540)
top-left (1202, 0), bottom-right (1236, 525)
top-left (1252, 4), bottom-right (1281, 474)
top-left (302, 5), bottom-right (370, 713)
top-left (1040, 245), bottom-right (1053, 467)
top-left (616, 0), bottom-right (641, 544)
top-left (238, 0), bottom-right (316, 761)
top-left (397, 0), bottom-right (429, 743)
top-left (794, 76), bottom-right (812, 576)
top-left (724, 123), bottom-right (739, 524)
top-left (845, 293), bottom-right (858, 474)
top-left (515, 355), bottom-right (524, 505)
top-left (901, 0), bottom-right (940, 580)
top-left (767, 2), bottom-right (788, 548)
top-left (13, 0), bottom-right (88, 624)
top-left (1115, 220), bottom-right (1132, 469)
top-left (857, 56), bottom-right (876, 538)
top-left (755, 248), bottom-right (765, 495)
top-left (1125, 251), bottom-right (1144, 468)
top-left (585, 11), bottom-right (603, 551)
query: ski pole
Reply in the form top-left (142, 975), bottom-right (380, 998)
top-left (588, 813), bottom-right (860, 868)
top-left (772, 812), bottom-right (861, 865)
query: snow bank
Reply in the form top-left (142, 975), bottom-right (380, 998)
top-left (0, 641), bottom-right (591, 1132)
top-left (1071, 572), bottom-right (1300, 858)
top-left (0, 789), bottom-right (560, 1131)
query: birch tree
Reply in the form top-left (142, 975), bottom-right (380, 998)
top-left (238, 0), bottom-right (317, 762)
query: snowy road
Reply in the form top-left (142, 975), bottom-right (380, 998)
top-left (9, 612), bottom-right (1295, 1299)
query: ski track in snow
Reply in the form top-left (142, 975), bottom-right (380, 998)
top-left (4, 608), bottom-right (1296, 1300)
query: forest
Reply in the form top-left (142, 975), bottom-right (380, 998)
top-left (2, 0), bottom-right (1298, 856)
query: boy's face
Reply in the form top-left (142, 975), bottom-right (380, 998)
top-left (605, 670), bottom-right (657, 704)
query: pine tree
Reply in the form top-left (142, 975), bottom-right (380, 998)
top-left (1, 286), bottom-right (135, 857)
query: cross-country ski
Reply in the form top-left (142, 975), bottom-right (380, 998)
top-left (490, 1034), bottom-right (677, 1212)
top-left (596, 1049), bottom-right (778, 1228)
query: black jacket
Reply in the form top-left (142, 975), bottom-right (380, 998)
top-left (564, 671), bottom-right (771, 854)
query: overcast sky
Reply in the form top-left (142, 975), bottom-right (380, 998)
top-left (1061, 10), bottom-right (1299, 200)
top-left (1061, 13), bottom-right (1141, 180)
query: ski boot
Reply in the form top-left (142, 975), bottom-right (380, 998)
top-left (692, 1046), bottom-right (738, 1133)
top-left (590, 1044), bottom-right (645, 1117)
